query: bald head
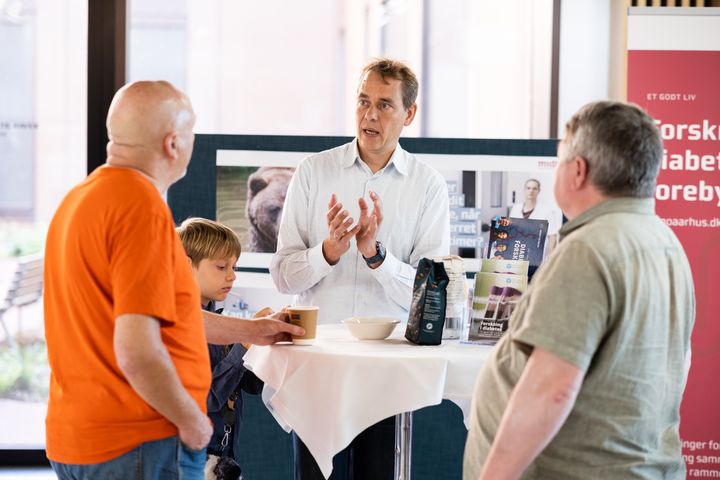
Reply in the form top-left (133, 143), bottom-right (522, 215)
top-left (107, 80), bottom-right (195, 149)
top-left (105, 81), bottom-right (196, 191)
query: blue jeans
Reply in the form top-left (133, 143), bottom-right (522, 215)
top-left (50, 436), bottom-right (206, 480)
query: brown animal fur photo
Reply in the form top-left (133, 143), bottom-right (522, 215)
top-left (245, 167), bottom-right (294, 252)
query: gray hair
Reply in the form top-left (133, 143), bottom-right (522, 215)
top-left (562, 101), bottom-right (662, 198)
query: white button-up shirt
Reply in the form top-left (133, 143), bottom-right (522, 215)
top-left (270, 140), bottom-right (450, 324)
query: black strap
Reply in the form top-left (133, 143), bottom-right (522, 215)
top-left (218, 332), bottom-right (239, 455)
top-left (206, 304), bottom-right (241, 455)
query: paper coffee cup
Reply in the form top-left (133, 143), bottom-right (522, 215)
top-left (288, 306), bottom-right (318, 345)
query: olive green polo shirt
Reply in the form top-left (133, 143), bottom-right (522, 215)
top-left (464, 197), bottom-right (695, 480)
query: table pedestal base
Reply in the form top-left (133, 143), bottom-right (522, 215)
top-left (394, 411), bottom-right (413, 480)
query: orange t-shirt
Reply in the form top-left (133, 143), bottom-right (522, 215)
top-left (44, 166), bottom-right (211, 464)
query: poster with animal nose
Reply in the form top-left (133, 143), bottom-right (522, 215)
top-left (217, 166), bottom-right (295, 253)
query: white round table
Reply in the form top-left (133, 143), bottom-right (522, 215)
top-left (243, 324), bottom-right (493, 480)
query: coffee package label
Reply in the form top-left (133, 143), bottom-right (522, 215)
top-left (405, 258), bottom-right (449, 345)
top-left (434, 255), bottom-right (468, 339)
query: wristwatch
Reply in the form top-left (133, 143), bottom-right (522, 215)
top-left (363, 241), bottom-right (386, 266)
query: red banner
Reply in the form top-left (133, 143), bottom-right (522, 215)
top-left (628, 49), bottom-right (720, 478)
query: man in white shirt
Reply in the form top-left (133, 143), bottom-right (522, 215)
top-left (271, 58), bottom-right (450, 479)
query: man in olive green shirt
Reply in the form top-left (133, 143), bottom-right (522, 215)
top-left (464, 101), bottom-right (695, 480)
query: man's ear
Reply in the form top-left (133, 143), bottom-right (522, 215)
top-left (572, 156), bottom-right (590, 190)
top-left (404, 103), bottom-right (417, 126)
top-left (163, 131), bottom-right (179, 160)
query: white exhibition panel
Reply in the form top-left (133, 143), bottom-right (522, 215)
top-left (628, 7), bottom-right (720, 52)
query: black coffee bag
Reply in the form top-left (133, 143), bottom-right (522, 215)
top-left (405, 258), bottom-right (449, 345)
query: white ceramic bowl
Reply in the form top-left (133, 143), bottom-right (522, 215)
top-left (342, 317), bottom-right (400, 340)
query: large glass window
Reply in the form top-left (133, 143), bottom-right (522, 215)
top-left (0, 0), bottom-right (554, 452)
top-left (0, 0), bottom-right (87, 449)
top-left (128, 0), bottom-right (555, 139)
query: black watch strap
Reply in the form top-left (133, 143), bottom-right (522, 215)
top-left (363, 241), bottom-right (386, 265)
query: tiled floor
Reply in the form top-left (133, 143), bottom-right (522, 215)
top-left (0, 468), bottom-right (55, 479)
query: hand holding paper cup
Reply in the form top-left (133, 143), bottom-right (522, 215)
top-left (288, 306), bottom-right (319, 345)
top-left (242, 306), bottom-right (275, 349)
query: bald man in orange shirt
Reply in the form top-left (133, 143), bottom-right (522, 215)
top-left (44, 81), bottom-right (302, 480)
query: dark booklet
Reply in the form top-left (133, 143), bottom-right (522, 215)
top-left (486, 216), bottom-right (548, 274)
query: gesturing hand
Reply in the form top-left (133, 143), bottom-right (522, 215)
top-left (322, 193), bottom-right (360, 265)
top-left (356, 191), bottom-right (383, 258)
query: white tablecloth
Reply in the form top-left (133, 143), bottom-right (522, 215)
top-left (243, 324), bottom-right (493, 479)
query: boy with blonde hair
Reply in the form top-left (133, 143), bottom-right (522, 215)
top-left (177, 217), bottom-right (264, 479)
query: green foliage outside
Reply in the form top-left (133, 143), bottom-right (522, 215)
top-left (0, 221), bottom-right (49, 401)
top-left (0, 221), bottom-right (46, 259)
top-left (0, 342), bottom-right (49, 401)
